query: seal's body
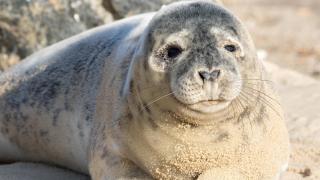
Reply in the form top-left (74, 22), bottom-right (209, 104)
top-left (0, 1), bottom-right (289, 179)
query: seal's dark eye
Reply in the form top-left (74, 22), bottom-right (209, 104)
top-left (167, 46), bottom-right (182, 58)
top-left (224, 44), bottom-right (237, 52)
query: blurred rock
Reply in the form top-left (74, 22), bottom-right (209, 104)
top-left (0, 0), bottom-right (112, 71)
top-left (103, 0), bottom-right (218, 19)
top-left (103, 0), bottom-right (178, 19)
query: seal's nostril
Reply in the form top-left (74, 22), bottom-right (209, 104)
top-left (199, 71), bottom-right (211, 81)
top-left (214, 69), bottom-right (221, 78)
top-left (198, 70), bottom-right (221, 81)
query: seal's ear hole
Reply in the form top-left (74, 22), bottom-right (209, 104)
top-left (166, 45), bottom-right (182, 59)
top-left (224, 44), bottom-right (237, 52)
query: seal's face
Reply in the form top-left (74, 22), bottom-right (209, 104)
top-left (150, 28), bottom-right (243, 113)
top-left (143, 1), bottom-right (257, 114)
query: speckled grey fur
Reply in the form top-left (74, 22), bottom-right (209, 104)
top-left (0, 15), bottom-right (144, 172)
top-left (0, 1), bottom-right (289, 179)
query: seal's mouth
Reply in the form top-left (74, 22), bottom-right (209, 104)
top-left (185, 99), bottom-right (231, 114)
top-left (195, 99), bottom-right (224, 106)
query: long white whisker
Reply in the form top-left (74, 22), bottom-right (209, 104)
top-left (144, 91), bottom-right (175, 108)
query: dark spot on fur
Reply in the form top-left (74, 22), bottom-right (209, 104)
top-left (64, 101), bottom-right (71, 111)
top-left (101, 148), bottom-right (109, 159)
top-left (21, 96), bottom-right (29, 104)
top-left (137, 104), bottom-right (142, 113)
top-left (142, 60), bottom-right (147, 72)
top-left (166, 110), bottom-right (199, 128)
top-left (144, 104), bottom-right (151, 114)
top-left (147, 117), bottom-right (158, 129)
top-left (3, 114), bottom-right (11, 122)
top-left (214, 132), bottom-right (229, 142)
top-left (64, 88), bottom-right (70, 96)
top-left (31, 79), bottom-right (61, 110)
top-left (253, 104), bottom-right (266, 124)
top-left (77, 121), bottom-right (82, 130)
top-left (39, 130), bottom-right (48, 137)
top-left (110, 75), bottom-right (116, 85)
top-left (46, 82), bottom-right (60, 99)
top-left (83, 102), bottom-right (95, 125)
top-left (30, 101), bottom-right (35, 108)
top-left (73, 59), bottom-right (87, 74)
top-left (227, 25), bottom-right (239, 37)
top-left (5, 95), bottom-right (21, 110)
top-left (127, 112), bottom-right (133, 119)
top-left (79, 131), bottom-right (84, 137)
top-left (52, 109), bottom-right (62, 126)
top-left (85, 115), bottom-right (91, 122)
top-left (236, 106), bottom-right (250, 124)
top-left (192, 172), bottom-right (201, 180)
top-left (100, 125), bottom-right (107, 141)
top-left (129, 81), bottom-right (134, 93)
top-left (0, 127), bottom-right (9, 135)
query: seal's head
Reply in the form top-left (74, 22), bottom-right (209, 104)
top-left (133, 0), bottom-right (261, 120)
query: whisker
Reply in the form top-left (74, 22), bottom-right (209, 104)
top-left (112, 86), bottom-right (173, 128)
top-left (144, 91), bottom-right (175, 109)
top-left (127, 82), bottom-right (168, 94)
top-left (240, 78), bottom-right (274, 83)
top-left (237, 94), bottom-right (254, 131)
top-left (232, 97), bottom-right (246, 131)
top-left (227, 99), bottom-right (236, 121)
top-left (242, 82), bottom-right (275, 90)
top-left (242, 86), bottom-right (281, 106)
top-left (239, 91), bottom-right (267, 128)
top-left (240, 89), bottom-right (282, 118)
top-left (229, 101), bottom-right (238, 123)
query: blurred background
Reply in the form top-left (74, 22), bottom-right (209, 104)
top-left (1, 0), bottom-right (320, 78)
top-left (0, 0), bottom-right (319, 179)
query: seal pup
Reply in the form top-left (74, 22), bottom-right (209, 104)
top-left (0, 0), bottom-right (290, 179)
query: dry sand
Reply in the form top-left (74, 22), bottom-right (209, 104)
top-left (265, 62), bottom-right (320, 180)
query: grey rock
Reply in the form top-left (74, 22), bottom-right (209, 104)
top-left (104, 0), bottom-right (216, 19)
top-left (0, 0), bottom-right (110, 71)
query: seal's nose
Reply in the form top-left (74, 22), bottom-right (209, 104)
top-left (198, 69), bottom-right (221, 81)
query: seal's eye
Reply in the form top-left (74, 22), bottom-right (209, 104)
top-left (167, 46), bottom-right (182, 58)
top-left (224, 44), bottom-right (237, 52)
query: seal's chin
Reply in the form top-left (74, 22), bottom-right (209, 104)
top-left (187, 100), bottom-right (231, 114)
